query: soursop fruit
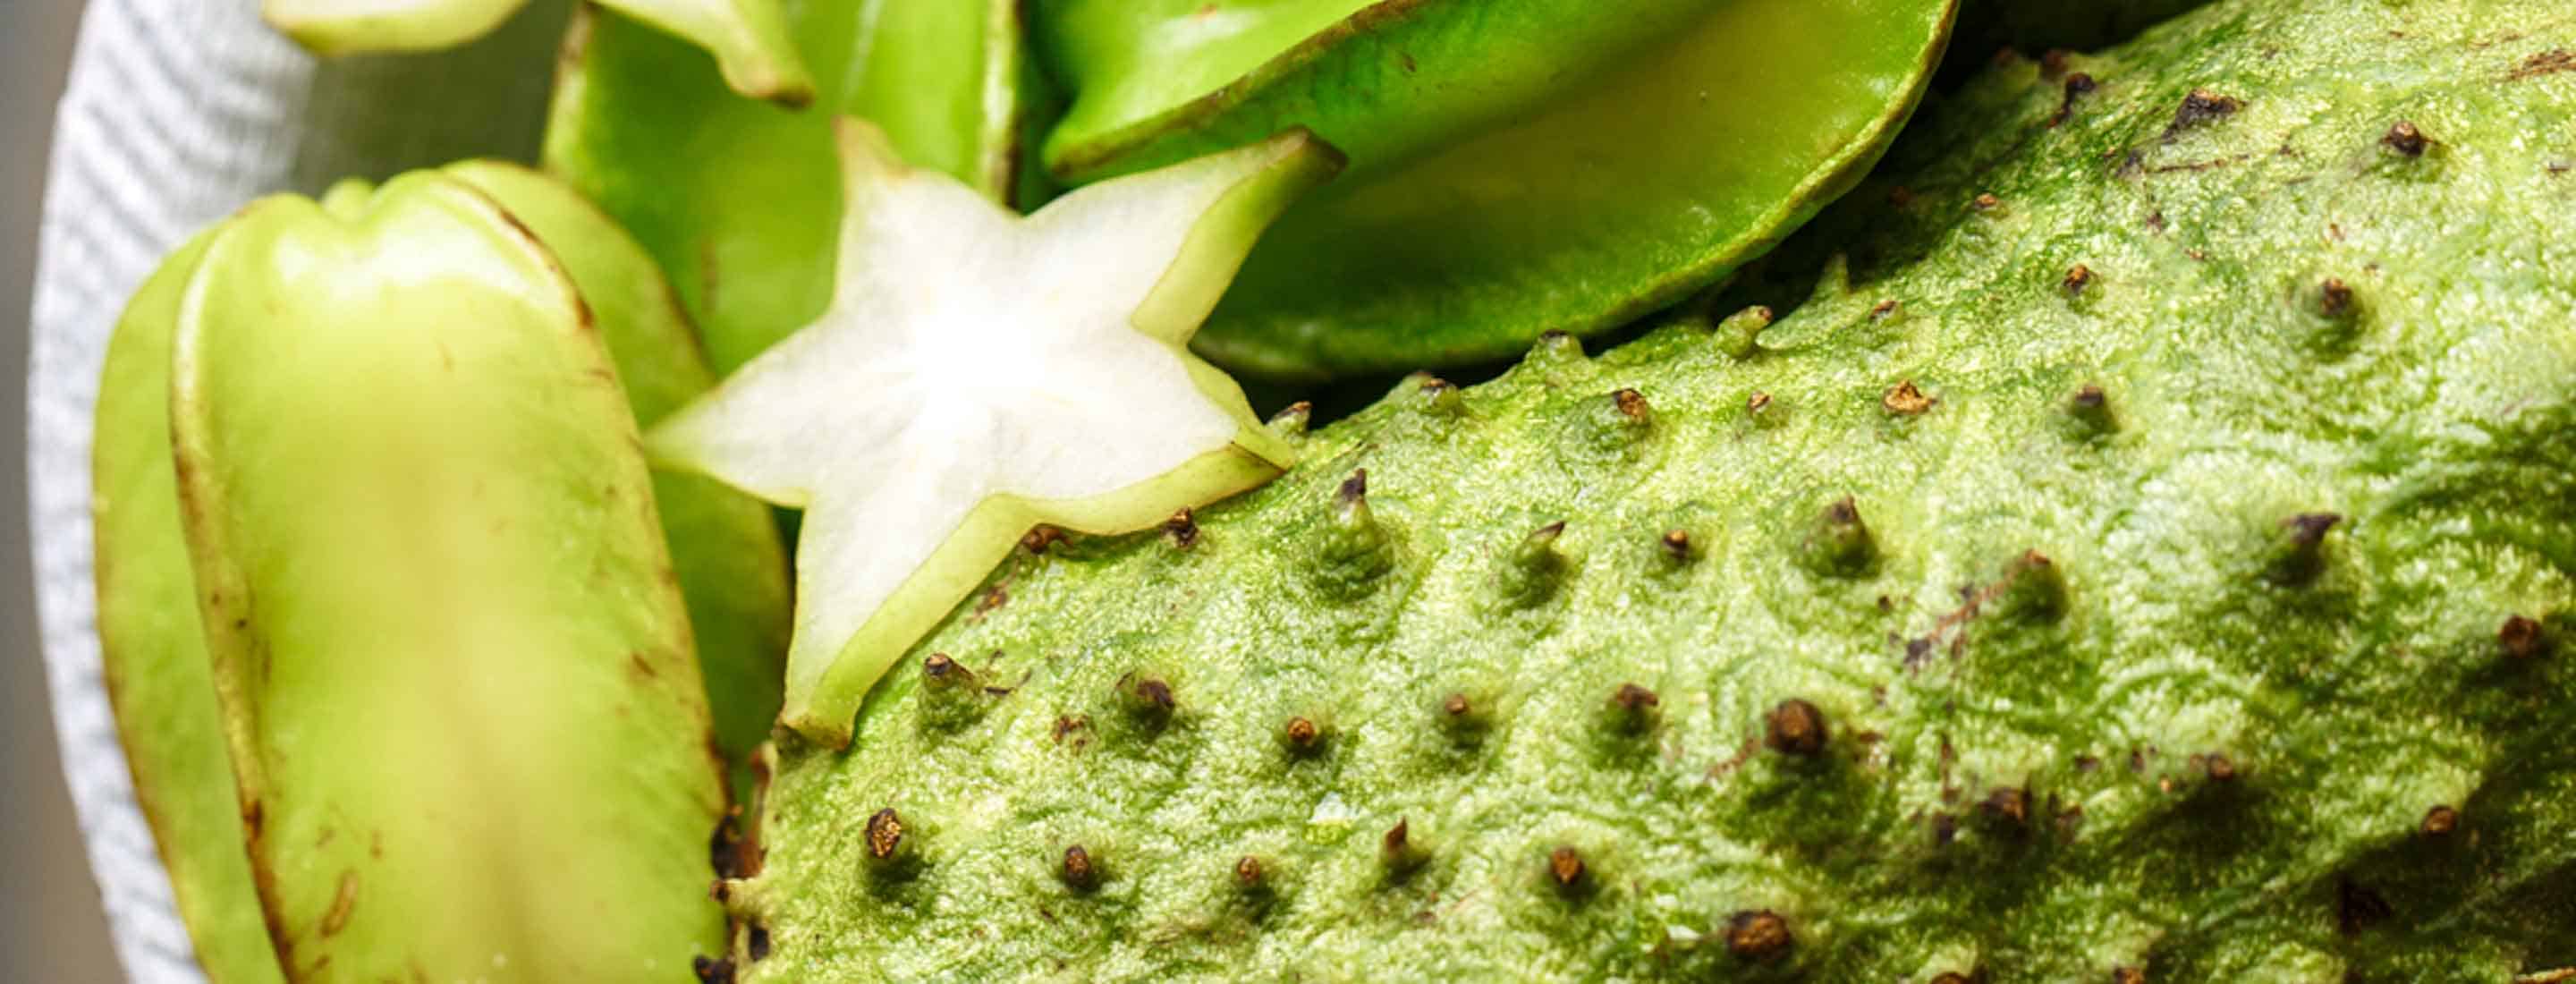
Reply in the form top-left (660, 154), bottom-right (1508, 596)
top-left (728, 0), bottom-right (2576, 978)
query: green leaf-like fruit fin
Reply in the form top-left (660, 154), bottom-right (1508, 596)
top-left (1037, 0), bottom-right (1957, 379)
top-left (167, 174), bottom-right (729, 980)
top-left (732, 0), bottom-right (2576, 977)
top-left (545, 0), bottom-right (1043, 374)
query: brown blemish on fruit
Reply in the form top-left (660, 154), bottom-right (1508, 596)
top-left (1660, 530), bottom-right (1693, 561)
top-left (1871, 299), bottom-right (1902, 320)
top-left (2507, 49), bottom-right (2575, 81)
top-left (2381, 121), bottom-right (2429, 157)
top-left (1725, 910), bottom-right (1792, 960)
top-left (1021, 525), bottom-right (1065, 554)
top-left (748, 925), bottom-right (770, 962)
top-left (2318, 278), bottom-right (2355, 318)
top-left (865, 808), bottom-right (904, 861)
top-left (2113, 967), bottom-right (2147, 984)
top-left (1163, 509), bottom-right (1199, 549)
top-left (2049, 72), bottom-right (2099, 128)
top-left (1234, 855), bottom-right (1266, 889)
top-left (2205, 754), bottom-right (2238, 782)
top-left (1337, 470), bottom-right (1368, 506)
top-left (2063, 264), bottom-right (2095, 294)
top-left (1612, 388), bottom-right (1649, 420)
top-left (2421, 805), bottom-right (2459, 837)
top-left (694, 954), bottom-right (736, 984)
top-left (1548, 846), bottom-right (1587, 889)
top-left (1284, 716), bottom-right (1321, 752)
top-left (1884, 380), bottom-right (1936, 416)
top-left (1746, 392), bottom-right (1774, 417)
top-left (318, 870), bottom-right (357, 937)
top-left (2166, 88), bottom-right (2242, 138)
top-left (973, 584), bottom-right (1008, 617)
top-left (2501, 615), bottom-right (2546, 659)
top-left (2269, 513), bottom-right (2342, 586)
top-left (1061, 845), bottom-right (1098, 891)
top-left (1971, 192), bottom-right (2002, 212)
top-left (1984, 787), bottom-right (2030, 825)
top-left (1051, 715), bottom-right (1091, 749)
top-left (1766, 700), bottom-right (1828, 757)
top-left (1268, 401), bottom-right (1313, 434)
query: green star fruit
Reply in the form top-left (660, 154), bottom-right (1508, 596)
top-left (265, 0), bottom-right (814, 104)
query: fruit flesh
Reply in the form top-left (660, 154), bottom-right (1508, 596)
top-left (545, 0), bottom-right (1040, 374)
top-left (646, 122), bottom-right (1336, 747)
top-left (169, 174), bottom-right (728, 980)
top-left (1033, 0), bottom-right (1956, 381)
top-left (94, 233), bottom-right (286, 984)
top-left (739, 0), bottom-right (2576, 977)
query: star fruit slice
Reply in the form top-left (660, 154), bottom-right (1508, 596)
top-left (264, 0), bottom-right (815, 104)
top-left (648, 120), bottom-right (1340, 746)
top-left (169, 172), bottom-right (727, 980)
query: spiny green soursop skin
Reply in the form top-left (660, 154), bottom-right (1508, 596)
top-left (736, 0), bottom-right (2576, 979)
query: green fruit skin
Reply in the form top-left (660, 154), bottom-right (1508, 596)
top-left (1035, 0), bottom-right (1955, 382)
top-left (741, 0), bottom-right (2576, 978)
top-left (544, 0), bottom-right (1043, 375)
top-left (96, 233), bottom-right (288, 984)
top-left (442, 161), bottom-right (792, 771)
top-left (168, 174), bottom-right (728, 980)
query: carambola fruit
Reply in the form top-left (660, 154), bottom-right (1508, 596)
top-left (1037, 0), bottom-right (1956, 380)
top-left (264, 0), bottom-right (815, 104)
top-left (100, 172), bottom-right (738, 980)
top-left (545, 0), bottom-right (1046, 374)
top-left (730, 0), bottom-right (2576, 977)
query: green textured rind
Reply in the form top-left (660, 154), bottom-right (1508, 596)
top-left (745, 0), bottom-right (2576, 979)
top-left (443, 161), bottom-right (792, 769)
top-left (95, 234), bottom-right (287, 984)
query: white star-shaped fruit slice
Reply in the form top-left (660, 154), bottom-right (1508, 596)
top-left (648, 119), bottom-right (1343, 746)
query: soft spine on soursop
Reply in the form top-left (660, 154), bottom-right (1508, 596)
top-left (730, 0), bottom-right (2576, 979)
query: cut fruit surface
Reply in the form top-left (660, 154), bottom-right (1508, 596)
top-left (648, 120), bottom-right (1338, 745)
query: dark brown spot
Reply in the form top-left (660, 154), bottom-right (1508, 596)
top-left (1660, 530), bottom-right (1693, 561)
top-left (2049, 72), bottom-right (2100, 127)
top-left (2169, 88), bottom-right (2243, 135)
top-left (1884, 380), bottom-right (1936, 416)
top-left (2318, 278), bottom-right (2355, 318)
top-left (2269, 513), bottom-right (2343, 585)
top-left (2381, 121), bottom-right (2429, 157)
top-left (1337, 470), bottom-right (1368, 506)
top-left (1932, 974), bottom-right (1973, 984)
top-left (1021, 525), bottom-right (1065, 554)
top-left (1971, 192), bottom-right (2002, 212)
top-left (1284, 716), bottom-right (1321, 752)
top-left (865, 808), bottom-right (904, 861)
top-left (1163, 509), bottom-right (1199, 549)
top-left (1766, 700), bottom-right (1828, 757)
top-left (1381, 818), bottom-right (1428, 875)
top-left (923, 652), bottom-right (970, 687)
top-left (709, 813), bottom-right (747, 878)
top-left (2113, 967), bottom-right (2147, 984)
top-left (1746, 392), bottom-right (1774, 416)
top-left (1051, 715), bottom-right (1089, 745)
top-left (973, 584), bottom-right (1008, 616)
top-left (2337, 878), bottom-right (2393, 934)
top-left (693, 955), bottom-right (736, 984)
top-left (1061, 845), bottom-right (1098, 891)
top-left (1612, 388), bottom-right (1649, 420)
top-left (2063, 264), bottom-right (2095, 293)
top-left (1234, 855), bottom-right (1266, 889)
top-left (1983, 787), bottom-right (2030, 825)
top-left (2501, 615), bottom-right (2546, 659)
top-left (1613, 683), bottom-right (1659, 715)
top-left (747, 926), bottom-right (770, 962)
top-left (1268, 401), bottom-right (1313, 434)
top-left (2508, 48), bottom-right (2575, 81)
top-left (1127, 676), bottom-right (1176, 717)
top-left (2420, 805), bottom-right (2459, 837)
top-left (1870, 299), bottom-right (1902, 320)
top-left (1725, 910), bottom-right (1792, 961)
top-left (2205, 754), bottom-right (2238, 782)
top-left (1443, 692), bottom-right (1472, 718)
top-left (1547, 846), bottom-right (1587, 889)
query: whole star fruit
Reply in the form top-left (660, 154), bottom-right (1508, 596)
top-left (645, 120), bottom-right (1343, 747)
top-left (97, 163), bottom-right (792, 980)
top-left (165, 172), bottom-right (730, 980)
top-left (264, 0), bottom-right (814, 104)
top-left (1034, 0), bottom-right (1957, 380)
top-left (544, 0), bottom-right (1048, 375)
top-left (724, 0), bottom-right (2576, 978)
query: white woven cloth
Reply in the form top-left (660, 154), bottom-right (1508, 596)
top-left (28, 2), bottom-right (555, 980)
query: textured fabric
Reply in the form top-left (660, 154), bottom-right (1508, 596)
top-left (30, 5), bottom-right (315, 980)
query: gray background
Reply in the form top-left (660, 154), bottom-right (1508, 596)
top-left (6, 0), bottom-right (122, 979)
